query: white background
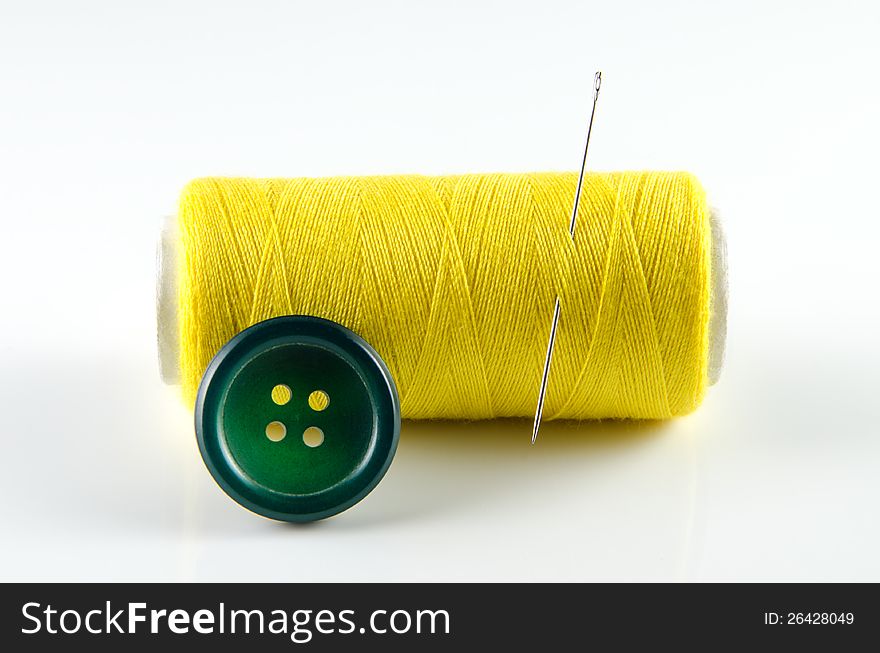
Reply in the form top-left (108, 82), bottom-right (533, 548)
top-left (1, 0), bottom-right (878, 581)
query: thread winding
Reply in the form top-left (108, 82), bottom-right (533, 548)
top-left (178, 172), bottom-right (712, 420)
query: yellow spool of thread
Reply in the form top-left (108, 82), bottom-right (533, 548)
top-left (163, 171), bottom-right (721, 421)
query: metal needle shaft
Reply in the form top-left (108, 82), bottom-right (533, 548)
top-left (531, 71), bottom-right (602, 445)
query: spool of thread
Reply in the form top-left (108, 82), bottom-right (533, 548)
top-left (158, 171), bottom-right (727, 421)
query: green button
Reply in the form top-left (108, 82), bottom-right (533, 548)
top-left (195, 316), bottom-right (400, 522)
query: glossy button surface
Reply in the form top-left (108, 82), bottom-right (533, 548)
top-left (195, 316), bottom-right (400, 522)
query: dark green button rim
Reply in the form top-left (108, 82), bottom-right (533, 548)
top-left (195, 315), bottom-right (400, 522)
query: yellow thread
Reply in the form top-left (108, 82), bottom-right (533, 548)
top-left (308, 390), bottom-right (330, 412)
top-left (178, 172), bottom-right (712, 420)
top-left (271, 384), bottom-right (291, 405)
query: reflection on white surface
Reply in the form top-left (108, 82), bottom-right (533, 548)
top-left (0, 337), bottom-right (877, 581)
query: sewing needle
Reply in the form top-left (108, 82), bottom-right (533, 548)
top-left (531, 71), bottom-right (602, 445)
